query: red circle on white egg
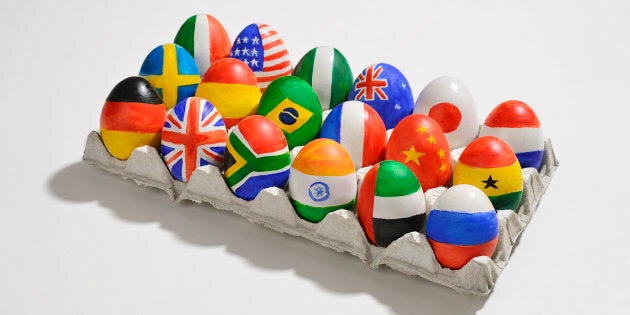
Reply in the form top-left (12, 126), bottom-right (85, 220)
top-left (428, 102), bottom-right (462, 133)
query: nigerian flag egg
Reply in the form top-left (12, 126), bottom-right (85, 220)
top-left (357, 160), bottom-right (425, 247)
top-left (453, 136), bottom-right (523, 211)
top-left (426, 184), bottom-right (499, 270)
top-left (289, 138), bottom-right (357, 223)
top-left (320, 101), bottom-right (387, 169)
top-left (174, 13), bottom-right (232, 76)
top-left (479, 100), bottom-right (544, 170)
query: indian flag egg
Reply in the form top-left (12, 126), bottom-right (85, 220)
top-left (195, 58), bottom-right (261, 129)
top-left (426, 184), bottom-right (499, 270)
top-left (357, 160), bottom-right (426, 247)
top-left (224, 115), bottom-right (290, 201)
top-left (479, 100), bottom-right (544, 170)
top-left (289, 138), bottom-right (357, 223)
top-left (174, 13), bottom-right (232, 76)
top-left (453, 136), bottom-right (523, 211)
top-left (320, 101), bottom-right (387, 169)
top-left (100, 76), bottom-right (165, 160)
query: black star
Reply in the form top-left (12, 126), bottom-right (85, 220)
top-left (482, 175), bottom-right (499, 189)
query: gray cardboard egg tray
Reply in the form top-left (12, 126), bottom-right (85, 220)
top-left (82, 130), bottom-right (559, 296)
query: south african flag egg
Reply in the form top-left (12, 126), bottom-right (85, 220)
top-left (224, 115), bottom-right (290, 201)
top-left (289, 138), bottom-right (357, 223)
top-left (357, 160), bottom-right (426, 247)
top-left (453, 136), bottom-right (523, 211)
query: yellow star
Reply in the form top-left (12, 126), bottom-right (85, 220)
top-left (402, 146), bottom-right (425, 165)
top-left (437, 148), bottom-right (445, 159)
top-left (418, 126), bottom-right (428, 134)
top-left (439, 163), bottom-right (447, 173)
top-left (427, 135), bottom-right (436, 145)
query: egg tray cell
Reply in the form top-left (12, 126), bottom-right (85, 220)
top-left (82, 130), bottom-right (559, 296)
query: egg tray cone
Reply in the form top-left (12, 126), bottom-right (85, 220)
top-left (82, 130), bottom-right (559, 296)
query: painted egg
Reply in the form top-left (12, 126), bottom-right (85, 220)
top-left (174, 13), bottom-right (232, 76)
top-left (195, 58), bottom-right (261, 129)
top-left (229, 23), bottom-right (291, 92)
top-left (100, 76), bottom-right (165, 160)
top-left (292, 46), bottom-right (353, 111)
top-left (479, 100), bottom-right (544, 170)
top-left (385, 114), bottom-right (451, 191)
top-left (289, 138), bottom-right (357, 223)
top-left (357, 160), bottom-right (426, 247)
top-left (320, 100), bottom-right (387, 169)
top-left (139, 43), bottom-right (201, 110)
top-left (257, 76), bottom-right (322, 149)
top-left (161, 97), bottom-right (227, 182)
top-left (453, 136), bottom-right (523, 210)
top-left (426, 184), bottom-right (498, 270)
top-left (348, 63), bottom-right (414, 129)
top-left (224, 115), bottom-right (290, 201)
top-left (413, 76), bottom-right (479, 150)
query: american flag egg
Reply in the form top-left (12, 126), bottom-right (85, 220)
top-left (161, 97), bottom-right (227, 182)
top-left (426, 184), bottom-right (498, 270)
top-left (229, 23), bottom-right (291, 92)
top-left (357, 160), bottom-right (426, 247)
top-left (348, 63), bottom-right (414, 129)
top-left (139, 43), bottom-right (201, 110)
top-left (320, 100), bottom-right (387, 169)
top-left (195, 58), bottom-right (261, 129)
top-left (413, 76), bottom-right (479, 150)
top-left (479, 100), bottom-right (544, 170)
top-left (453, 136), bottom-right (523, 211)
top-left (289, 138), bottom-right (357, 223)
top-left (385, 114), bottom-right (451, 191)
top-left (224, 115), bottom-right (290, 201)
top-left (174, 13), bottom-right (232, 76)
top-left (100, 76), bottom-right (165, 160)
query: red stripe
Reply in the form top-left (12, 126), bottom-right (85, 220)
top-left (263, 49), bottom-right (289, 61)
top-left (263, 40), bottom-right (285, 52)
top-left (256, 70), bottom-right (291, 82)
top-left (100, 101), bottom-right (165, 132)
top-left (202, 148), bottom-right (223, 163)
top-left (206, 14), bottom-right (231, 62)
top-left (165, 150), bottom-right (183, 165)
top-left (263, 60), bottom-right (291, 72)
top-left (201, 58), bottom-right (258, 85)
top-left (428, 237), bottom-right (498, 270)
top-left (361, 105), bottom-right (387, 167)
top-left (201, 111), bottom-right (220, 128)
top-left (357, 164), bottom-right (379, 245)
top-left (167, 114), bottom-right (182, 130)
top-left (484, 100), bottom-right (541, 128)
top-left (458, 136), bottom-right (517, 167)
top-left (237, 116), bottom-right (287, 154)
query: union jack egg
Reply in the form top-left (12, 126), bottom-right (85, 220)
top-left (229, 23), bottom-right (291, 92)
top-left (479, 100), bottom-right (544, 170)
top-left (357, 160), bottom-right (425, 247)
top-left (195, 58), bottom-right (261, 129)
top-left (453, 136), bottom-right (523, 211)
top-left (413, 76), bottom-right (479, 150)
top-left (224, 115), bottom-right (290, 201)
top-left (426, 184), bottom-right (498, 270)
top-left (161, 97), bottom-right (227, 182)
top-left (100, 76), bottom-right (165, 160)
top-left (289, 138), bottom-right (357, 223)
top-left (293, 46), bottom-right (353, 111)
top-left (139, 43), bottom-right (201, 110)
top-left (257, 76), bottom-right (322, 149)
top-left (348, 63), bottom-right (414, 129)
top-left (385, 114), bottom-right (451, 191)
top-left (174, 13), bottom-right (232, 76)
top-left (320, 100), bottom-right (387, 169)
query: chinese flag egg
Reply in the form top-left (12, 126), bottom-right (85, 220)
top-left (385, 114), bottom-right (451, 191)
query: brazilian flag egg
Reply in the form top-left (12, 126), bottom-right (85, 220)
top-left (453, 136), bottom-right (523, 211)
top-left (357, 160), bottom-right (426, 247)
top-left (289, 138), bottom-right (357, 223)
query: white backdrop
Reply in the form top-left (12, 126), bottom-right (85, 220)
top-left (1, 1), bottom-right (629, 314)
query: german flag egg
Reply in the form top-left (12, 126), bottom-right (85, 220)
top-left (174, 13), bottom-right (232, 76)
top-left (224, 115), bottom-right (290, 201)
top-left (320, 101), bottom-right (387, 169)
top-left (357, 160), bottom-right (425, 247)
top-left (479, 100), bottom-right (544, 170)
top-left (195, 58), bottom-right (261, 129)
top-left (289, 138), bottom-right (356, 223)
top-left (453, 136), bottom-right (523, 211)
top-left (385, 114), bottom-right (451, 191)
top-left (100, 76), bottom-right (165, 160)
top-left (426, 184), bottom-right (498, 270)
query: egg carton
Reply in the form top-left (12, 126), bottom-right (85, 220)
top-left (82, 130), bottom-right (559, 296)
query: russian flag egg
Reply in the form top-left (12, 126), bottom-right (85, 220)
top-left (174, 13), bottom-right (232, 76)
top-left (224, 115), bottom-right (291, 201)
top-left (357, 160), bottom-right (426, 247)
top-left (479, 100), bottom-right (544, 170)
top-left (289, 139), bottom-right (357, 223)
top-left (320, 101), bottom-right (387, 169)
top-left (453, 136), bottom-right (523, 211)
top-left (385, 114), bottom-right (451, 191)
top-left (413, 76), bottom-right (479, 150)
top-left (348, 63), bottom-right (414, 129)
top-left (426, 184), bottom-right (499, 270)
